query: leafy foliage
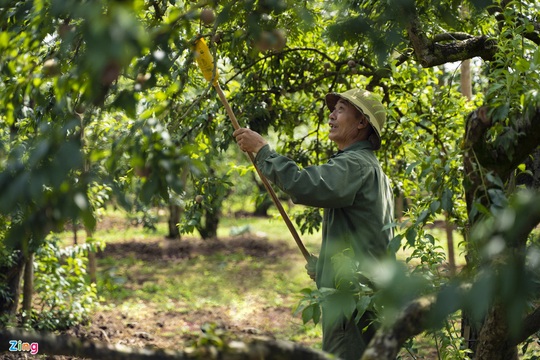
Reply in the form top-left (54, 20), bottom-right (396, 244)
top-left (30, 235), bottom-right (101, 331)
top-left (1, 0), bottom-right (540, 357)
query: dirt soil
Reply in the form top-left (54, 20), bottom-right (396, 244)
top-left (29, 235), bottom-right (306, 359)
top-left (98, 235), bottom-right (290, 261)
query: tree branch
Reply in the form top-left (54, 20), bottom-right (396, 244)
top-left (406, 7), bottom-right (496, 67)
top-left (0, 329), bottom-right (333, 360)
top-left (463, 104), bottom-right (540, 180)
top-left (498, 107), bottom-right (540, 179)
top-left (361, 296), bottom-right (435, 360)
top-left (514, 306), bottom-right (540, 345)
top-left (476, 304), bottom-right (518, 360)
top-left (433, 32), bottom-right (475, 42)
top-left (488, 2), bottom-right (540, 46)
top-left (471, 107), bottom-right (540, 181)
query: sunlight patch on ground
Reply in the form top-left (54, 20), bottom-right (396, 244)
top-left (228, 295), bottom-right (259, 325)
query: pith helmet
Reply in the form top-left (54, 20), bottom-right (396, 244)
top-left (325, 89), bottom-right (386, 150)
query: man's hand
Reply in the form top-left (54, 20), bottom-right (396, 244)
top-left (305, 254), bottom-right (318, 281)
top-left (233, 128), bottom-right (268, 154)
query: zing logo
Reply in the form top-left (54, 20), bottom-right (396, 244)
top-left (9, 340), bottom-right (39, 355)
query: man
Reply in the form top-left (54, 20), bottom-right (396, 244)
top-left (233, 88), bottom-right (394, 359)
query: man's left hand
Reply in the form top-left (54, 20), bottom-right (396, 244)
top-left (305, 254), bottom-right (318, 281)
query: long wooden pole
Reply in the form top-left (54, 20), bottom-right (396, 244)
top-left (214, 83), bottom-right (310, 261)
top-left (194, 37), bottom-right (310, 261)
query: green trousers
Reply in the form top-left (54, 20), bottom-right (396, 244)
top-left (321, 308), bottom-right (376, 360)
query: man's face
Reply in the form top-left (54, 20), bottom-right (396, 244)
top-left (328, 99), bottom-right (364, 150)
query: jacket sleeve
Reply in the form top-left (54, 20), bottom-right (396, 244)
top-left (254, 145), bottom-right (368, 208)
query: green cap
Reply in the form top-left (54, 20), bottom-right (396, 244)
top-left (325, 89), bottom-right (386, 150)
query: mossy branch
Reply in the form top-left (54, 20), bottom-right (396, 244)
top-left (0, 329), bottom-right (333, 360)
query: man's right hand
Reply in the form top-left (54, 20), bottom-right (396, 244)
top-left (233, 128), bottom-right (268, 154)
top-left (305, 254), bottom-right (318, 281)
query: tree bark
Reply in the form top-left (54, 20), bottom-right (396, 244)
top-left (0, 329), bottom-right (333, 360)
top-left (361, 297), bottom-right (435, 360)
top-left (197, 209), bottom-right (220, 240)
top-left (475, 305), bottom-right (518, 360)
top-left (460, 105), bottom-right (535, 355)
top-left (444, 213), bottom-right (456, 274)
top-left (0, 252), bottom-right (25, 318)
top-left (252, 173), bottom-right (273, 217)
top-left (406, 8), bottom-right (496, 68)
top-left (167, 204), bottom-right (182, 239)
top-left (461, 189), bottom-right (540, 358)
top-left (470, 107), bottom-right (540, 181)
top-left (86, 228), bottom-right (97, 284)
top-left (514, 305), bottom-right (540, 345)
top-left (21, 253), bottom-right (34, 325)
top-left (168, 166), bottom-right (189, 239)
top-left (461, 59), bottom-right (472, 100)
top-left (516, 148), bottom-right (540, 189)
top-left (463, 106), bottom-right (540, 220)
top-left (463, 106), bottom-right (493, 223)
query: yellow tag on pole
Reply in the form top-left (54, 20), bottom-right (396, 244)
top-left (193, 37), bottom-right (219, 85)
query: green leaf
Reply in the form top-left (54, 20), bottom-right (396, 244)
top-left (301, 304), bottom-right (314, 324)
top-left (405, 161), bottom-right (419, 175)
top-left (325, 291), bottom-right (357, 322)
top-left (515, 58), bottom-right (530, 72)
top-left (487, 188), bottom-right (507, 208)
top-left (477, 203), bottom-right (490, 215)
top-left (113, 90), bottom-right (137, 118)
top-left (355, 296), bottom-right (372, 323)
top-left (312, 304), bottom-right (321, 325)
top-left (382, 221), bottom-right (398, 231)
top-left (0, 31), bottom-right (9, 49)
top-left (430, 200), bottom-right (441, 213)
top-left (388, 234), bottom-right (403, 254)
top-left (299, 287), bottom-right (314, 296)
top-left (406, 228), bottom-right (417, 246)
top-left (417, 210), bottom-right (429, 225)
top-left (441, 188), bottom-right (453, 213)
top-left (486, 172), bottom-right (504, 189)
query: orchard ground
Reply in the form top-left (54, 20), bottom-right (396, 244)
top-left (24, 208), bottom-right (466, 359)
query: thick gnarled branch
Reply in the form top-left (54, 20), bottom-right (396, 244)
top-left (465, 106), bottom-right (540, 181)
top-left (0, 329), bottom-right (332, 360)
top-left (515, 306), bottom-right (540, 345)
top-left (407, 9), bottom-right (496, 67)
top-left (361, 296), bottom-right (435, 360)
top-left (426, 36), bottom-right (497, 67)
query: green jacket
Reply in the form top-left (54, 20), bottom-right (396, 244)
top-left (255, 141), bottom-right (394, 288)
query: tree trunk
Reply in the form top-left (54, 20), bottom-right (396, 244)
top-left (86, 228), bottom-right (97, 284)
top-left (461, 59), bottom-right (472, 100)
top-left (167, 204), bottom-right (182, 239)
top-left (444, 213), bottom-right (455, 274)
top-left (0, 252), bottom-right (25, 318)
top-left (516, 147), bottom-right (540, 189)
top-left (168, 166), bottom-right (189, 239)
top-left (461, 106), bottom-right (540, 357)
top-left (443, 56), bottom-right (470, 275)
top-left (197, 209), bottom-right (219, 240)
top-left (252, 173), bottom-right (272, 217)
top-left (461, 107), bottom-right (493, 355)
top-left (475, 305), bottom-right (518, 360)
top-left (361, 296), bottom-right (435, 360)
top-left (253, 196), bottom-right (272, 217)
top-left (73, 221), bottom-right (78, 245)
top-left (395, 192), bottom-right (404, 222)
top-left (21, 253), bottom-right (34, 325)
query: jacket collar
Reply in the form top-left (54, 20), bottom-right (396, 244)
top-left (333, 140), bottom-right (373, 157)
